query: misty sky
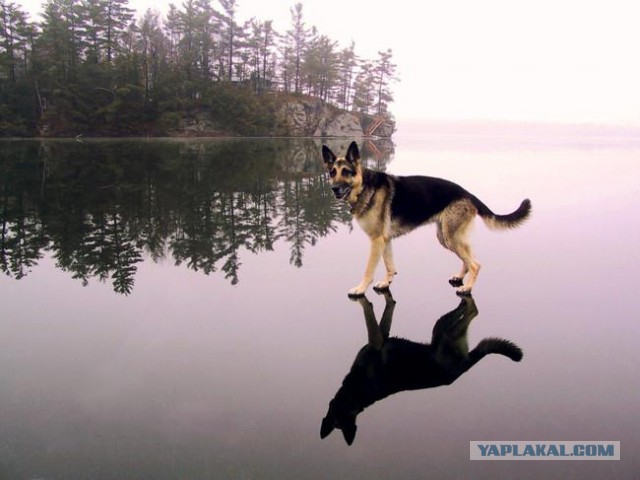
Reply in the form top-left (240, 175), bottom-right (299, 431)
top-left (16, 0), bottom-right (640, 127)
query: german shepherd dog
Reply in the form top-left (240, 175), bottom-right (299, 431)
top-left (320, 291), bottom-right (523, 445)
top-left (322, 141), bottom-right (531, 296)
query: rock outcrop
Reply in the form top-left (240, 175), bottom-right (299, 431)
top-left (319, 112), bottom-right (364, 137)
top-left (277, 98), bottom-right (394, 137)
top-left (163, 97), bottom-right (395, 138)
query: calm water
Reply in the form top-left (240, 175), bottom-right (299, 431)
top-left (1, 132), bottom-right (639, 479)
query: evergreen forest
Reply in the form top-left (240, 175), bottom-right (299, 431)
top-left (0, 0), bottom-right (398, 136)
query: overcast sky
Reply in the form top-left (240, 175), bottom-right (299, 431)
top-left (17, 0), bottom-right (640, 127)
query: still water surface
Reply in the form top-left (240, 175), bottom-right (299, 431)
top-left (1, 132), bottom-right (639, 479)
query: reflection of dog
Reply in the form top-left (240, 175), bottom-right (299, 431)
top-left (322, 141), bottom-right (531, 296)
top-left (320, 291), bottom-right (523, 445)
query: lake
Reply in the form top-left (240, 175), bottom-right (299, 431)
top-left (1, 129), bottom-right (639, 479)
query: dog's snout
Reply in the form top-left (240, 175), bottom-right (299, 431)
top-left (330, 183), bottom-right (351, 200)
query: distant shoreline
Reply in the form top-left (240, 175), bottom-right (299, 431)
top-left (395, 119), bottom-right (640, 139)
top-left (4, 119), bottom-right (640, 143)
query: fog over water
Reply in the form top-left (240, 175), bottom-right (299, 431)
top-left (1, 128), bottom-right (638, 478)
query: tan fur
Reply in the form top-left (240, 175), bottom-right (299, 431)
top-left (322, 142), bottom-right (530, 296)
top-left (352, 199), bottom-right (480, 295)
top-left (435, 199), bottom-right (480, 292)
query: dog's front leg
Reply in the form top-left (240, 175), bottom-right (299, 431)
top-left (348, 236), bottom-right (386, 297)
top-left (374, 241), bottom-right (397, 291)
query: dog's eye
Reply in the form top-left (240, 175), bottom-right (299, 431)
top-left (330, 168), bottom-right (337, 178)
top-left (343, 170), bottom-right (353, 177)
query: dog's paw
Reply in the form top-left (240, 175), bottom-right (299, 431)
top-left (455, 287), bottom-right (472, 297)
top-left (373, 281), bottom-right (390, 292)
top-left (347, 286), bottom-right (367, 298)
top-left (448, 277), bottom-right (464, 287)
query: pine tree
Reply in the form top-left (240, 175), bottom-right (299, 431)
top-left (246, 18), bottom-right (275, 94)
top-left (336, 41), bottom-right (358, 110)
top-left (165, 0), bottom-right (216, 99)
top-left (83, 0), bottom-right (134, 64)
top-left (352, 60), bottom-right (375, 114)
top-left (0, 0), bottom-right (31, 82)
top-left (38, 0), bottom-right (85, 82)
top-left (137, 9), bottom-right (168, 104)
top-left (373, 48), bottom-right (397, 115)
top-left (0, 1), bottom-right (36, 135)
top-left (215, 0), bottom-right (241, 81)
top-left (286, 2), bottom-right (308, 94)
top-left (103, 0), bottom-right (134, 63)
top-left (303, 30), bottom-right (337, 101)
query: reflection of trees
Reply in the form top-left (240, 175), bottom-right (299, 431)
top-left (171, 191), bottom-right (258, 285)
top-left (279, 175), bottom-right (347, 267)
top-left (1, 168), bottom-right (47, 279)
top-left (51, 210), bottom-right (142, 295)
top-left (1, 144), bottom-right (48, 279)
top-left (0, 138), bottom-right (392, 293)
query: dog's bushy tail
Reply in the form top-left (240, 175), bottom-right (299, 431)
top-left (470, 196), bottom-right (531, 230)
top-left (470, 338), bottom-right (524, 363)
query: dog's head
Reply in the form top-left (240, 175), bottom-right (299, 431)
top-left (322, 141), bottom-right (363, 201)
top-left (320, 401), bottom-right (358, 445)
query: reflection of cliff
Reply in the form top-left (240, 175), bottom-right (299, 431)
top-left (1, 139), bottom-right (393, 293)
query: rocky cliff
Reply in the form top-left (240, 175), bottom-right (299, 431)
top-left (167, 97), bottom-right (395, 138)
top-left (276, 98), bottom-right (395, 137)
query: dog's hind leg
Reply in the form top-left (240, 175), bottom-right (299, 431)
top-left (373, 241), bottom-right (397, 291)
top-left (349, 236), bottom-right (386, 297)
top-left (438, 227), bottom-right (464, 288)
top-left (438, 200), bottom-right (480, 295)
top-left (450, 241), bottom-right (480, 295)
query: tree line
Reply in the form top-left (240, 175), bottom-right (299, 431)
top-left (0, 0), bottom-right (397, 136)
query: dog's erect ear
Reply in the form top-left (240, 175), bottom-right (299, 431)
top-left (320, 416), bottom-right (335, 439)
top-left (345, 141), bottom-right (360, 164)
top-left (342, 424), bottom-right (357, 446)
top-left (322, 145), bottom-right (336, 169)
